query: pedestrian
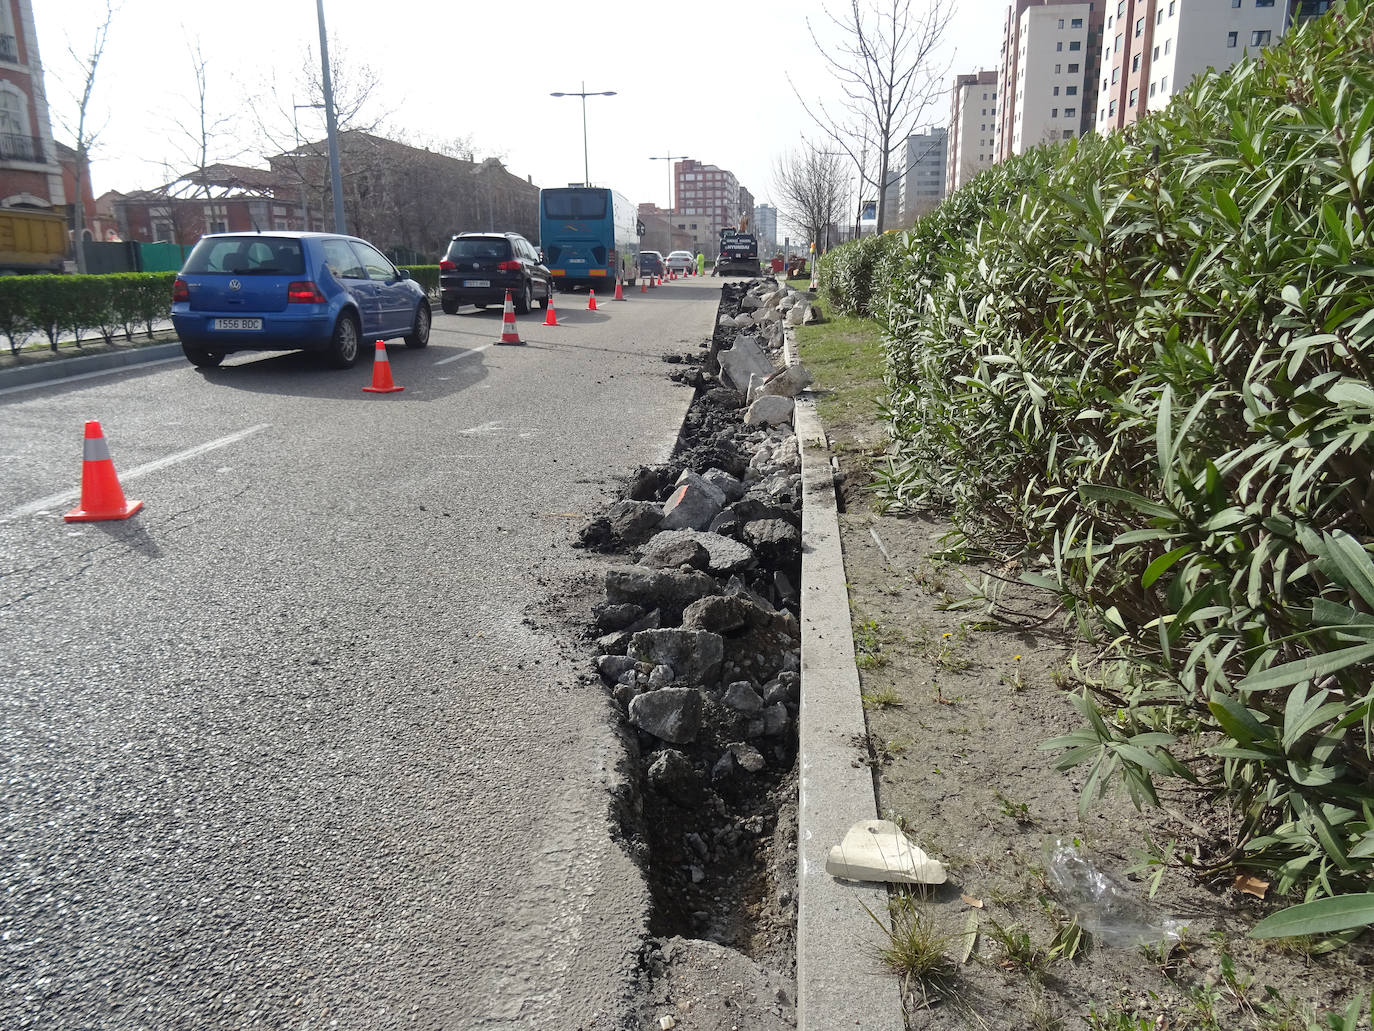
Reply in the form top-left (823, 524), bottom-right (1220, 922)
top-left (696, 251), bottom-right (705, 278)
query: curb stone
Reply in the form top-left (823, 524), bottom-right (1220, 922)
top-left (787, 320), bottom-right (904, 1030)
top-left (0, 341), bottom-right (184, 391)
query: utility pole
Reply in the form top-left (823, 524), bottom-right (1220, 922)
top-left (315, 0), bottom-right (346, 234)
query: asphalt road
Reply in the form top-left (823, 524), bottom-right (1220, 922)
top-left (0, 279), bottom-right (719, 1030)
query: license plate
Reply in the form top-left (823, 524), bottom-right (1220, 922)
top-left (463, 279), bottom-right (490, 288)
top-left (214, 318), bottom-right (262, 331)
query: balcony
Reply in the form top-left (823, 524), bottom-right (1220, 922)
top-left (0, 34), bottom-right (16, 63)
top-left (0, 132), bottom-right (44, 163)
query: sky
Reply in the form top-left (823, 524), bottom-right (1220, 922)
top-left (35, 0), bottom-right (1003, 233)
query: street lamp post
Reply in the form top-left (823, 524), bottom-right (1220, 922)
top-left (549, 82), bottom-right (616, 187)
top-left (314, 0), bottom-right (346, 233)
top-left (649, 151), bottom-right (688, 254)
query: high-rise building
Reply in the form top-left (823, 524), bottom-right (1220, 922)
top-left (753, 203), bottom-right (778, 254)
top-left (672, 158), bottom-right (740, 258)
top-left (998, 0), bottom-right (1105, 159)
top-left (948, 70), bottom-right (999, 193)
top-left (1096, 0), bottom-right (1289, 133)
top-left (900, 127), bottom-right (948, 222)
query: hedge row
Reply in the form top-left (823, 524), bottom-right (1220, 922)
top-left (0, 265), bottom-right (443, 356)
top-left (825, 1), bottom-right (1374, 911)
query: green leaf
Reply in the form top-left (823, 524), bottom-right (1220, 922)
top-left (1208, 696), bottom-right (1272, 744)
top-left (1142, 546), bottom-right (1192, 588)
top-left (1248, 894), bottom-right (1374, 939)
top-left (1078, 484), bottom-right (1175, 520)
top-left (1236, 643), bottom-right (1374, 694)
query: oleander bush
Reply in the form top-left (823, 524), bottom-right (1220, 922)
top-left (833, 0), bottom-right (1374, 916)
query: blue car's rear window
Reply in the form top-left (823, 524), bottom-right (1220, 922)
top-left (182, 237), bottom-right (306, 276)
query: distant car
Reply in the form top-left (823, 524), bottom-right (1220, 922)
top-left (638, 250), bottom-right (665, 278)
top-left (171, 231), bottom-right (430, 369)
top-left (439, 232), bottom-right (552, 315)
top-left (665, 250), bottom-right (695, 274)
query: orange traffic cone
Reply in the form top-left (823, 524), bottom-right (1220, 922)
top-left (587, 289), bottom-right (598, 311)
top-left (64, 420), bottom-right (143, 522)
top-left (498, 290), bottom-right (523, 344)
top-left (543, 293), bottom-right (559, 326)
top-left (614, 278), bottom-right (625, 301)
top-left (640, 278), bottom-right (647, 293)
top-left (362, 340), bottom-right (404, 392)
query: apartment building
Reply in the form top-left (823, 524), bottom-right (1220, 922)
top-left (1096, 0), bottom-right (1288, 131)
top-left (947, 70), bottom-right (999, 193)
top-left (753, 203), bottom-right (778, 254)
top-left (900, 127), bottom-right (948, 222)
top-left (998, 0), bottom-right (1104, 159)
top-left (672, 158), bottom-right (741, 258)
top-left (0, 0), bottom-right (65, 215)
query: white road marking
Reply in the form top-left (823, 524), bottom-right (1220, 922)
top-left (434, 342), bottom-right (495, 366)
top-left (0, 357), bottom-right (184, 397)
top-left (3, 423), bottom-right (272, 520)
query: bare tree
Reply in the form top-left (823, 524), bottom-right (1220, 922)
top-left (772, 142), bottom-right (850, 254)
top-left (792, 0), bottom-right (953, 232)
top-left (49, 0), bottom-right (117, 272)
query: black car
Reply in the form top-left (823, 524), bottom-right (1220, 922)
top-left (638, 250), bottom-right (665, 278)
top-left (439, 232), bottom-right (552, 315)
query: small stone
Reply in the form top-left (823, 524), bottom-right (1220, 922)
top-left (725, 742), bottom-right (766, 773)
top-left (722, 681), bottom-right (764, 714)
top-left (629, 688), bottom-right (703, 744)
top-left (646, 664), bottom-right (675, 689)
top-left (647, 748), bottom-right (704, 806)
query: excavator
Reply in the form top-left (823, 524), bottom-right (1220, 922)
top-left (714, 214), bottom-right (760, 277)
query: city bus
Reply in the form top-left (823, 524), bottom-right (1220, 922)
top-left (538, 186), bottom-right (639, 292)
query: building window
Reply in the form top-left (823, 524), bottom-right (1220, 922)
top-left (1065, 106), bottom-right (1076, 117)
top-left (1070, 39), bottom-right (1082, 50)
top-left (1055, 63), bottom-right (1061, 73)
top-left (1135, 16), bottom-right (1144, 35)
top-left (1114, 33), bottom-right (1122, 51)
top-left (1251, 28), bottom-right (1271, 44)
top-left (1168, 0), bottom-right (1175, 13)
top-left (1071, 16), bottom-right (1083, 27)
top-left (1057, 41), bottom-right (1063, 50)
top-left (1068, 62), bottom-right (1079, 72)
top-left (1157, 8), bottom-right (1163, 22)
top-left (1161, 75), bottom-right (1169, 89)
top-left (1063, 130), bottom-right (1075, 138)
top-left (1153, 44), bottom-right (1160, 58)
top-left (1109, 99), bottom-right (1118, 115)
top-left (1256, 0), bottom-right (1275, 6)
top-left (1067, 85), bottom-right (1078, 95)
top-left (1132, 54), bottom-right (1140, 71)
top-left (1165, 38), bottom-right (1172, 53)
top-left (1150, 81), bottom-right (1157, 96)
top-left (1232, 0), bottom-right (1241, 6)
top-left (1129, 88), bottom-right (1138, 105)
top-left (1117, 0), bottom-right (1125, 14)
top-left (1227, 30), bottom-right (1238, 46)
top-left (1052, 107), bottom-right (1059, 117)
top-left (1054, 86), bottom-right (1061, 95)
top-left (1112, 66), bottom-right (1120, 83)
top-left (1058, 17), bottom-right (1065, 27)
top-left (209, 219), bottom-right (227, 234)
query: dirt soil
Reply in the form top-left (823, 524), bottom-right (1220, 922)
top-left (817, 403), bottom-right (1373, 1029)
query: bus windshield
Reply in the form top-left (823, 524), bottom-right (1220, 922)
top-left (539, 186), bottom-right (638, 289)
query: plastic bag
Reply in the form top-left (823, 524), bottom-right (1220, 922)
top-left (1044, 839), bottom-right (1184, 948)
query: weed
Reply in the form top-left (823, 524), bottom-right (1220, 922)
top-left (984, 920), bottom-right (1045, 974)
top-left (864, 891), bottom-right (958, 1004)
top-left (853, 617), bottom-right (887, 670)
top-left (1000, 653), bottom-right (1026, 691)
top-left (862, 686), bottom-right (903, 710)
top-left (995, 792), bottom-right (1034, 826)
top-left (926, 631), bottom-right (973, 672)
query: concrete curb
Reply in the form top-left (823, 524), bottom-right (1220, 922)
top-left (0, 341), bottom-right (183, 392)
top-left (788, 320), bottom-right (904, 1030)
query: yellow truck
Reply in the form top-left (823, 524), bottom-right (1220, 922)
top-left (0, 208), bottom-right (67, 273)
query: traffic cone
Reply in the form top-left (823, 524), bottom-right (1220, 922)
top-left (587, 289), bottom-right (598, 311)
top-left (543, 293), bottom-right (559, 326)
top-left (498, 290), bottom-right (523, 344)
top-left (640, 278), bottom-right (647, 293)
top-left (64, 420), bottom-right (143, 522)
top-left (614, 278), bottom-right (625, 301)
top-left (362, 340), bottom-right (404, 393)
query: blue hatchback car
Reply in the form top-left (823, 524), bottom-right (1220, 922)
top-left (171, 232), bottom-right (431, 369)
